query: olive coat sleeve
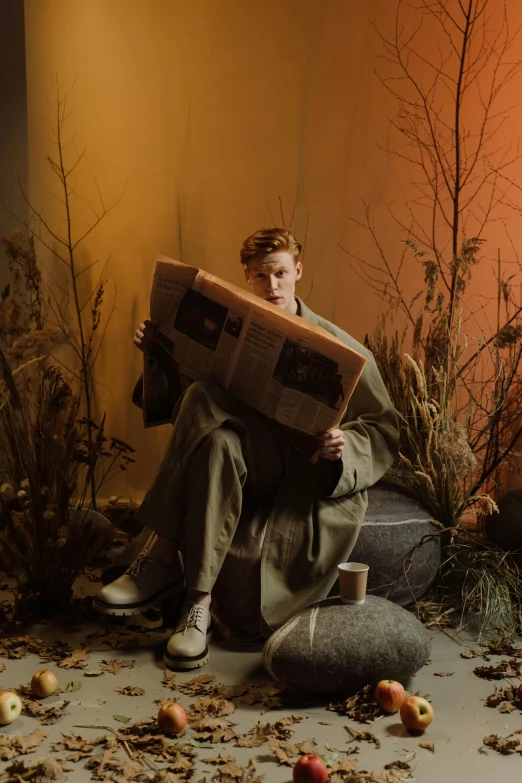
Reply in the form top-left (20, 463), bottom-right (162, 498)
top-left (297, 299), bottom-right (399, 499)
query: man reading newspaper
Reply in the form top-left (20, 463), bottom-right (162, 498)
top-left (94, 227), bottom-right (399, 670)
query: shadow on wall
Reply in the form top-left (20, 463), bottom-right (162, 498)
top-left (0, 0), bottom-right (28, 259)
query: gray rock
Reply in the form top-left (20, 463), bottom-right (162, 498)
top-left (340, 481), bottom-right (440, 606)
top-left (263, 595), bottom-right (431, 693)
top-left (485, 490), bottom-right (522, 551)
top-left (68, 508), bottom-right (114, 555)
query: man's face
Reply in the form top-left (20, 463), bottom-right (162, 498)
top-left (244, 251), bottom-right (303, 315)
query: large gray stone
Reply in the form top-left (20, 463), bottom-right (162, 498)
top-left (485, 490), bottom-right (522, 551)
top-left (342, 481), bottom-right (440, 606)
top-left (263, 595), bottom-right (431, 693)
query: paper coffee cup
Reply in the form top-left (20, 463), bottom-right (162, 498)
top-left (338, 562), bottom-right (369, 605)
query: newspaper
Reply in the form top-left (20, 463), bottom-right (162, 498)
top-left (133, 255), bottom-right (367, 457)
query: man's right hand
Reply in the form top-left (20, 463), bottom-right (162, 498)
top-left (133, 319), bottom-right (159, 352)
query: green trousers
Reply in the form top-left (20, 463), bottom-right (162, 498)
top-left (134, 382), bottom-right (289, 597)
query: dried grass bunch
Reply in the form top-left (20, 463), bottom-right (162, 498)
top-left (0, 350), bottom-right (135, 606)
top-left (348, 0), bottom-right (522, 634)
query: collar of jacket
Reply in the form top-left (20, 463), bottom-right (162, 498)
top-left (294, 296), bottom-right (320, 325)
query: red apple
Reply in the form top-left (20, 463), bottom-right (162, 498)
top-left (374, 679), bottom-right (406, 714)
top-left (292, 754), bottom-right (328, 783)
top-left (157, 702), bottom-right (187, 735)
top-left (31, 669), bottom-right (59, 698)
top-left (400, 696), bottom-right (434, 732)
top-left (0, 690), bottom-right (22, 725)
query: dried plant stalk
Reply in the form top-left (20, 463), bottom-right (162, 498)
top-left (0, 350), bottom-right (135, 606)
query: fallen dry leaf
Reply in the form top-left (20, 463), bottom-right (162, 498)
top-left (328, 757), bottom-right (358, 782)
top-left (117, 686), bottom-right (145, 696)
top-left (210, 758), bottom-right (262, 782)
top-left (474, 659), bottom-right (521, 680)
top-left (419, 741), bottom-right (434, 752)
top-left (178, 673), bottom-right (217, 696)
top-left (0, 728), bottom-right (47, 761)
top-left (83, 668), bottom-right (104, 677)
top-left (57, 647), bottom-right (90, 670)
top-left (433, 672), bottom-right (454, 677)
top-left (330, 684), bottom-right (382, 724)
top-left (239, 692), bottom-right (264, 706)
top-left (225, 684), bottom-right (253, 699)
top-left (486, 637), bottom-right (522, 658)
top-left (482, 733), bottom-right (522, 754)
top-left (460, 650), bottom-right (479, 659)
top-left (235, 715), bottom-right (302, 751)
top-left (261, 696), bottom-right (283, 711)
top-left (345, 726), bottom-right (381, 749)
top-left (190, 716), bottom-right (237, 744)
top-left (385, 760), bottom-right (411, 771)
top-left (0, 756), bottom-right (68, 783)
top-left (0, 663), bottom-right (6, 672)
top-left (264, 685), bottom-right (283, 697)
top-left (482, 734), bottom-right (521, 756)
top-left (152, 771), bottom-right (186, 783)
top-left (102, 631), bottom-right (144, 650)
top-left (424, 607), bottom-right (456, 630)
top-left (499, 702), bottom-right (517, 714)
top-left (319, 721), bottom-right (332, 725)
top-left (102, 658), bottom-right (136, 675)
top-left (485, 684), bottom-right (517, 708)
top-left (272, 715), bottom-right (302, 734)
top-left (84, 739), bottom-right (121, 776)
top-left (162, 670), bottom-right (177, 690)
top-left (188, 695), bottom-right (236, 721)
top-left (268, 737), bottom-right (300, 765)
top-left (296, 738), bottom-right (317, 754)
top-left (18, 689), bottom-right (70, 726)
top-left (53, 731), bottom-right (106, 761)
top-left (201, 755), bottom-right (237, 765)
top-left (235, 722), bottom-right (272, 748)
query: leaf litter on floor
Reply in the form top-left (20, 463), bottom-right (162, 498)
top-left (16, 686), bottom-right (70, 725)
top-left (0, 729), bottom-right (47, 762)
top-left (102, 658), bottom-right (136, 675)
top-left (57, 647), bottom-right (90, 670)
top-left (329, 684), bottom-right (383, 724)
top-left (345, 726), bottom-right (381, 749)
top-left (474, 659), bottom-right (521, 679)
top-left (117, 686), bottom-right (145, 696)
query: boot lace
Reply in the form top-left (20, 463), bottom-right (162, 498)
top-left (181, 604), bottom-right (206, 635)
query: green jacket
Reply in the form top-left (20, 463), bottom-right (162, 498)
top-left (259, 298), bottom-right (399, 630)
top-left (134, 297), bottom-right (399, 634)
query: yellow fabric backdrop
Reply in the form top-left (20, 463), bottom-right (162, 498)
top-left (21, 0), bottom-right (522, 498)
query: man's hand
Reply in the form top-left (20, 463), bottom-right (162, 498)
top-left (315, 428), bottom-right (345, 461)
top-left (133, 319), bottom-right (159, 352)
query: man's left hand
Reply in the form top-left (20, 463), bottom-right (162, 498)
top-left (316, 428), bottom-right (345, 461)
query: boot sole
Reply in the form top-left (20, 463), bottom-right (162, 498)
top-left (163, 630), bottom-right (213, 671)
top-left (163, 647), bottom-right (209, 671)
top-left (92, 578), bottom-right (185, 617)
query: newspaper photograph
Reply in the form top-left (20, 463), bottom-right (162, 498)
top-left (134, 255), bottom-right (368, 448)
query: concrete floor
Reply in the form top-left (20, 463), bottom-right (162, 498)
top-left (1, 576), bottom-right (521, 782)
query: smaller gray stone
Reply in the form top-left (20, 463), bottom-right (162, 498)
top-left (68, 508), bottom-right (114, 555)
top-left (346, 481), bottom-right (440, 606)
top-left (263, 595), bottom-right (431, 693)
top-left (485, 490), bottom-right (522, 551)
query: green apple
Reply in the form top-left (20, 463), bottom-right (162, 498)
top-left (0, 690), bottom-right (22, 725)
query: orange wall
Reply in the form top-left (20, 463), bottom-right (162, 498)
top-left (21, 0), bottom-right (522, 498)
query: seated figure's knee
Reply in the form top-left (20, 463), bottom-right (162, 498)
top-left (183, 380), bottom-right (217, 402)
top-left (202, 426), bottom-right (240, 454)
